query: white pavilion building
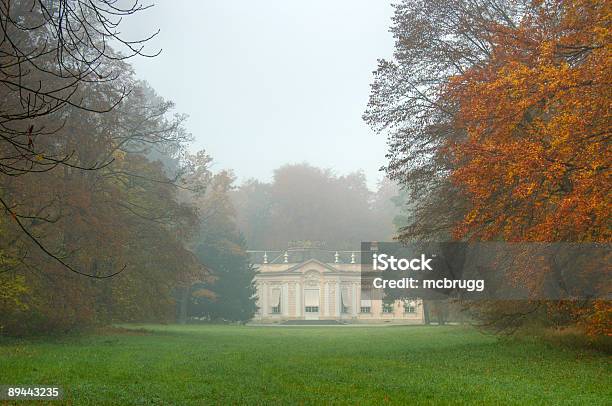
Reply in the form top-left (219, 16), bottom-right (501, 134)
top-left (249, 249), bottom-right (424, 324)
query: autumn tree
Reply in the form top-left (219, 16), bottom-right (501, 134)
top-left (366, 0), bottom-right (610, 336)
top-left (0, 0), bottom-right (159, 278)
top-left (0, 78), bottom-right (212, 334)
top-left (363, 0), bottom-right (528, 241)
top-left (447, 0), bottom-right (610, 243)
top-left (445, 0), bottom-right (611, 335)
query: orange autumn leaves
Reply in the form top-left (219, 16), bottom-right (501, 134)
top-left (443, 0), bottom-right (611, 336)
top-left (446, 0), bottom-right (611, 243)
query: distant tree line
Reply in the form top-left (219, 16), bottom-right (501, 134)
top-left (231, 163), bottom-right (403, 251)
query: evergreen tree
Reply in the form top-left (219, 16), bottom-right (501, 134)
top-left (190, 171), bottom-right (258, 322)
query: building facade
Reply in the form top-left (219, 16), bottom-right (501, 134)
top-left (250, 249), bottom-right (424, 324)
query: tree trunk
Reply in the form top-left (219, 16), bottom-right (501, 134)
top-left (423, 301), bottom-right (431, 325)
top-left (178, 286), bottom-right (190, 324)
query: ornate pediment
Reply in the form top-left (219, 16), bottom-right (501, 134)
top-left (285, 259), bottom-right (338, 274)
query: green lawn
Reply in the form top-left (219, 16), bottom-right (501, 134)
top-left (1, 325), bottom-right (609, 405)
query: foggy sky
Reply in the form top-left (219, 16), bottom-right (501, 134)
top-left (122, 1), bottom-right (395, 188)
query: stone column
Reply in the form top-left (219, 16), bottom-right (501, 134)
top-left (351, 282), bottom-right (358, 317)
top-left (295, 281), bottom-right (302, 317)
top-left (261, 282), bottom-right (267, 317)
top-left (319, 280), bottom-right (325, 318)
top-left (288, 282), bottom-right (295, 317)
top-left (335, 278), bottom-right (341, 317)
top-left (282, 283), bottom-right (289, 317)
top-left (323, 282), bottom-right (329, 317)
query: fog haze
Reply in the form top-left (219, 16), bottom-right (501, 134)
top-left (122, 0), bottom-right (395, 187)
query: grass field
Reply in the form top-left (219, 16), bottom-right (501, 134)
top-left (1, 325), bottom-right (610, 405)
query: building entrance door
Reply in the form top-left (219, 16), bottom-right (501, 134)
top-left (303, 289), bottom-right (320, 320)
